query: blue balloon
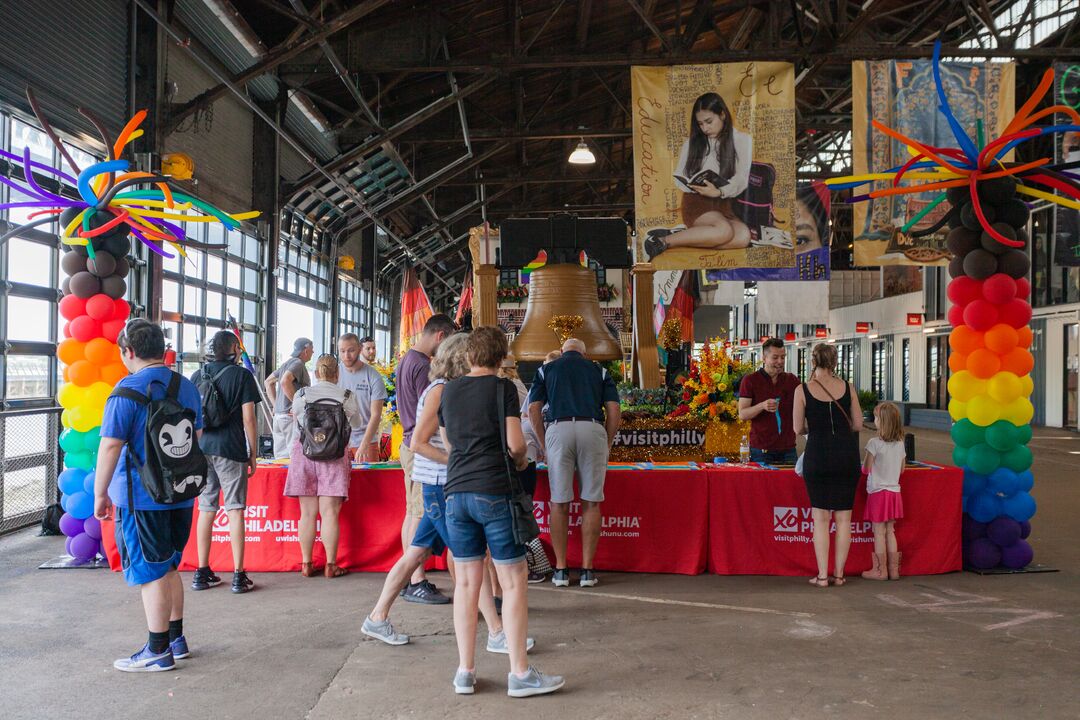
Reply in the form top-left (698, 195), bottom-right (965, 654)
top-left (962, 469), bottom-right (988, 498)
top-left (58, 468), bottom-right (88, 496)
top-left (987, 467), bottom-right (1019, 496)
top-left (60, 492), bottom-right (71, 513)
top-left (1001, 491), bottom-right (1036, 522)
top-left (66, 491), bottom-right (94, 521)
top-left (81, 470), bottom-right (97, 495)
top-left (1016, 470), bottom-right (1034, 493)
top-left (968, 491), bottom-right (1002, 523)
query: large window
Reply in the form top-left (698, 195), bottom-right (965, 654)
top-left (926, 335), bottom-right (950, 411)
top-left (337, 275), bottom-right (371, 339)
top-left (871, 340), bottom-right (887, 399)
top-left (276, 233), bottom-right (331, 368)
top-left (902, 338), bottom-right (911, 402)
top-left (837, 342), bottom-right (856, 383)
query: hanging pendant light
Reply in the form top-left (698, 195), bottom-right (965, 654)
top-left (568, 138), bottom-right (596, 165)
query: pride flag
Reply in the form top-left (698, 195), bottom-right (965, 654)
top-left (399, 266), bottom-right (433, 353)
top-left (455, 271), bottom-right (473, 325)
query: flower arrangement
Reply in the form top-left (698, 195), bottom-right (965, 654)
top-left (667, 338), bottom-right (754, 422)
top-left (372, 357), bottom-right (399, 427)
top-left (597, 283), bottom-right (619, 302)
top-left (497, 284), bottom-right (529, 304)
top-left (548, 314), bottom-right (583, 343)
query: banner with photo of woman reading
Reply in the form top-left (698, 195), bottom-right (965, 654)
top-left (631, 63), bottom-right (797, 272)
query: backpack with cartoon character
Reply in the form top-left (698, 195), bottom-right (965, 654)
top-left (111, 372), bottom-right (208, 504)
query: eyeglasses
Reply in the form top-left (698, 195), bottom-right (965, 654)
top-left (117, 317), bottom-right (151, 347)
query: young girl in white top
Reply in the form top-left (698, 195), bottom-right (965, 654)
top-left (861, 401), bottom-right (906, 581)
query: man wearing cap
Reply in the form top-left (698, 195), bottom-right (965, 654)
top-left (265, 338), bottom-right (314, 459)
top-left (738, 337), bottom-right (801, 464)
top-left (528, 338), bottom-right (621, 589)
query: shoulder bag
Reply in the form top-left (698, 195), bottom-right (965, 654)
top-left (811, 378), bottom-right (856, 433)
top-left (497, 380), bottom-right (541, 545)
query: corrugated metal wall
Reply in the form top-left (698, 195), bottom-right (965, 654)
top-left (0, 0), bottom-right (129, 149)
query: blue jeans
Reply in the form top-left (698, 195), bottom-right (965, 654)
top-left (409, 484), bottom-right (448, 556)
top-left (750, 447), bottom-right (798, 465)
top-left (445, 491), bottom-right (526, 565)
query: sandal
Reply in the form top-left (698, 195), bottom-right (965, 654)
top-left (300, 562), bottom-right (316, 578)
top-left (325, 562), bottom-right (350, 578)
top-left (831, 575), bottom-right (846, 587)
top-left (808, 575), bottom-right (829, 588)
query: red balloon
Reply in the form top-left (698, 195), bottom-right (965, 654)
top-left (948, 305), bottom-right (965, 327)
top-left (112, 298), bottom-right (131, 321)
top-left (968, 348), bottom-right (1002, 379)
top-left (963, 299), bottom-right (1000, 332)
top-left (981, 273), bottom-right (1017, 304)
top-left (85, 294), bottom-right (115, 321)
top-left (947, 276), bottom-right (983, 306)
top-left (62, 321), bottom-right (72, 339)
top-left (1015, 277), bottom-right (1031, 300)
top-left (69, 315), bottom-right (102, 343)
top-left (59, 294), bottom-right (87, 321)
top-left (950, 326), bottom-right (984, 354)
top-left (102, 318), bottom-right (126, 343)
top-left (997, 298), bottom-right (1032, 328)
top-left (1000, 347), bottom-right (1034, 376)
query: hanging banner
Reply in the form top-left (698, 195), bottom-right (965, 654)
top-left (755, 281), bottom-right (829, 325)
top-left (851, 59), bottom-right (1014, 266)
top-left (1054, 62), bottom-right (1080, 267)
top-left (631, 63), bottom-right (797, 272)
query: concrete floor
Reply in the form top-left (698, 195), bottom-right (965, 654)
top-left (1, 428), bottom-right (1078, 720)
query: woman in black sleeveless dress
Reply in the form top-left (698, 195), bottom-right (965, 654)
top-left (793, 344), bottom-right (863, 587)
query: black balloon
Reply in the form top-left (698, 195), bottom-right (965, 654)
top-left (101, 275), bottom-right (127, 299)
top-left (998, 198), bottom-right (1030, 229)
top-left (63, 241), bottom-right (89, 257)
top-left (979, 222), bottom-right (1017, 255)
top-left (961, 201), bottom-right (995, 231)
top-left (963, 249), bottom-right (998, 279)
top-left (978, 176), bottom-right (1017, 205)
top-left (949, 255), bottom-right (967, 279)
top-left (947, 186), bottom-right (970, 206)
top-left (946, 227), bottom-right (980, 257)
top-left (69, 271), bottom-right (102, 298)
top-left (61, 276), bottom-right (71, 295)
top-left (114, 257), bottom-right (130, 277)
top-left (87, 251), bottom-right (117, 277)
top-left (101, 233), bottom-right (131, 259)
top-left (61, 251), bottom-right (87, 276)
top-left (997, 249), bottom-right (1030, 279)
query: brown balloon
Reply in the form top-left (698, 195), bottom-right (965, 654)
top-left (962, 249), bottom-right (998, 280)
top-left (87, 251), bottom-right (117, 277)
top-left (61, 251), bottom-right (87, 277)
top-left (69, 271), bottom-right (102, 299)
top-left (101, 275), bottom-right (127, 300)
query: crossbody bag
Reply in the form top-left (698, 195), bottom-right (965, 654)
top-left (496, 380), bottom-right (541, 545)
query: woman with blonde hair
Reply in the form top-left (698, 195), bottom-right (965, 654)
top-left (285, 354), bottom-right (363, 578)
top-left (792, 343), bottom-right (863, 587)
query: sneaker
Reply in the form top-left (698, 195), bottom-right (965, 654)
top-left (579, 569), bottom-right (598, 588)
top-left (487, 631), bottom-right (535, 654)
top-left (453, 668), bottom-right (476, 695)
top-left (362, 616), bottom-right (410, 646)
top-left (643, 234), bottom-right (668, 260)
top-left (113, 643), bottom-right (176, 673)
top-left (231, 571), bottom-right (254, 594)
top-left (169, 635), bottom-right (190, 660)
top-left (507, 666), bottom-right (565, 698)
top-left (551, 569), bottom-right (570, 587)
top-left (402, 580), bottom-right (451, 605)
top-left (191, 567), bottom-right (221, 591)
top-left (527, 571), bottom-right (547, 584)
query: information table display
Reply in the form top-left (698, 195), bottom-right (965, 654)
top-left (103, 463), bottom-right (962, 577)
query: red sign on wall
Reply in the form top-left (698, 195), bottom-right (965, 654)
top-left (759, 335), bottom-right (770, 343)
top-left (724, 341), bottom-right (732, 349)
top-left (814, 327), bottom-right (827, 338)
top-left (784, 332), bottom-right (797, 341)
top-left (907, 313), bottom-right (923, 326)
top-left (856, 322), bottom-right (871, 333)
top-left (740, 338), bottom-right (749, 346)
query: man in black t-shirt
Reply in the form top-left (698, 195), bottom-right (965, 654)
top-left (189, 331), bottom-right (262, 594)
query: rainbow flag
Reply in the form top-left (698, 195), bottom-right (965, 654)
top-left (667, 270), bottom-right (698, 344)
top-left (455, 270), bottom-right (473, 325)
top-left (520, 249), bottom-right (547, 284)
top-left (399, 266), bottom-right (433, 353)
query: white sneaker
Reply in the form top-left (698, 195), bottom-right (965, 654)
top-left (487, 631), bottom-right (535, 654)
top-left (453, 668), bottom-right (476, 695)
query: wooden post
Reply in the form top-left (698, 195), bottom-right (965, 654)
top-left (474, 264), bottom-right (499, 328)
top-left (631, 262), bottom-right (661, 389)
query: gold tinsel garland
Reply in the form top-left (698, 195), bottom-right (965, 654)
top-left (607, 416), bottom-right (752, 462)
top-left (548, 314), bottom-right (584, 343)
top-left (658, 317), bottom-right (683, 351)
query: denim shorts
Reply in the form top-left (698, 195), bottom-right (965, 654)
top-left (444, 491), bottom-right (526, 565)
top-left (750, 447), bottom-right (798, 465)
top-left (409, 483), bottom-right (448, 556)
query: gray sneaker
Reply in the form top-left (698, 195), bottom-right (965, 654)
top-left (361, 616), bottom-right (409, 646)
top-left (507, 666), bottom-right (565, 698)
top-left (453, 668), bottom-right (476, 695)
top-left (551, 569), bottom-right (570, 587)
top-left (486, 631), bottom-right (535, 654)
top-left (579, 569), bottom-right (598, 587)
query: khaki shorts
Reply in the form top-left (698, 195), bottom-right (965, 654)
top-left (546, 419), bottom-right (610, 503)
top-left (198, 456), bottom-right (248, 512)
top-left (398, 443), bottom-right (425, 519)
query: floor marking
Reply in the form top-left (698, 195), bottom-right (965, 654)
top-left (877, 587), bottom-right (1063, 631)
top-left (785, 619), bottom-right (835, 638)
top-left (530, 586), bottom-right (814, 617)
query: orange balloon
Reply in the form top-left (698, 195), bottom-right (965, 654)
top-left (1000, 347), bottom-right (1034, 376)
top-left (57, 338), bottom-right (87, 366)
top-left (948, 351), bottom-right (968, 374)
top-left (67, 360), bottom-right (100, 387)
top-left (85, 337), bottom-right (118, 366)
top-left (100, 362), bottom-right (130, 386)
top-left (950, 326), bottom-right (984, 355)
top-left (984, 323), bottom-right (1019, 354)
top-left (967, 348), bottom-right (1002, 379)
top-left (1017, 326), bottom-right (1033, 349)
top-left (62, 366), bottom-right (70, 383)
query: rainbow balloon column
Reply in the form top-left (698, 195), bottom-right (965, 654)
top-left (1, 90), bottom-right (257, 562)
top-left (826, 43), bottom-right (1080, 570)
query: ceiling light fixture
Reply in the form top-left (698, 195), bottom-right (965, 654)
top-left (568, 139), bottom-right (596, 165)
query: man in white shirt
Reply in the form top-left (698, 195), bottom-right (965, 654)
top-left (337, 333), bottom-right (387, 462)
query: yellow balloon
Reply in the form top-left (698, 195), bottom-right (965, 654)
top-left (57, 383), bottom-right (87, 410)
top-left (1019, 374), bottom-right (1034, 399)
top-left (61, 408), bottom-right (73, 429)
top-left (70, 406), bottom-right (97, 433)
top-left (1003, 397), bottom-right (1034, 426)
top-left (988, 372), bottom-right (1023, 404)
top-left (86, 381), bottom-right (114, 408)
top-left (947, 371), bottom-right (986, 403)
top-left (967, 395), bottom-right (1002, 427)
top-left (948, 398), bottom-right (968, 422)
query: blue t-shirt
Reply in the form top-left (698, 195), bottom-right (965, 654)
top-left (101, 366), bottom-right (204, 510)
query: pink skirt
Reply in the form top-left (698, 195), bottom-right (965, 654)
top-left (284, 440), bottom-right (352, 499)
top-left (864, 489), bottom-right (903, 523)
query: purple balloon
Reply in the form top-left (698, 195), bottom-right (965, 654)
top-left (987, 517), bottom-right (1022, 547)
top-left (59, 512), bottom-right (83, 538)
top-left (70, 532), bottom-right (99, 562)
top-left (83, 516), bottom-right (102, 540)
top-left (1019, 520), bottom-right (1032, 539)
top-left (64, 536), bottom-right (74, 557)
top-left (1001, 538), bottom-right (1033, 569)
top-left (962, 514), bottom-right (988, 541)
top-left (967, 537), bottom-right (1002, 569)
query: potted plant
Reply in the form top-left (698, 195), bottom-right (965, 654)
top-left (858, 389), bottom-right (878, 423)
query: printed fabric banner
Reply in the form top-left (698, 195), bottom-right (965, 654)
top-left (852, 59), bottom-right (1014, 266)
top-left (632, 63), bottom-right (797, 272)
top-left (1053, 62), bottom-right (1080, 266)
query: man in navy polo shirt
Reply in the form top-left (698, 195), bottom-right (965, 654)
top-left (737, 337), bottom-right (801, 464)
top-left (528, 338), bottom-right (621, 589)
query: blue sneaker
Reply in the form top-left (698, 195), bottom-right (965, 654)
top-left (113, 643), bottom-right (176, 673)
top-left (170, 635), bottom-right (190, 659)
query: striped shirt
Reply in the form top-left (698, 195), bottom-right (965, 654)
top-left (411, 379), bottom-right (447, 485)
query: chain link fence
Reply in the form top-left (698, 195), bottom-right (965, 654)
top-left (0, 408), bottom-right (61, 534)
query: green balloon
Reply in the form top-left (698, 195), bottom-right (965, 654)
top-left (1001, 444), bottom-right (1033, 473)
top-left (951, 419), bottom-right (984, 448)
top-left (63, 450), bottom-right (95, 471)
top-left (58, 428), bottom-right (82, 454)
top-left (1015, 425), bottom-right (1033, 445)
top-left (984, 420), bottom-right (1018, 452)
top-left (952, 446), bottom-right (968, 467)
top-left (82, 427), bottom-right (102, 453)
top-left (967, 443), bottom-right (1001, 475)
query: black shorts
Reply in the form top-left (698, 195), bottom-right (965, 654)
top-left (115, 505), bottom-right (193, 586)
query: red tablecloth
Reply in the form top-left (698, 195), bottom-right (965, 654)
top-left (706, 467), bottom-right (963, 576)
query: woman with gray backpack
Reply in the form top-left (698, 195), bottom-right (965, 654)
top-left (284, 353), bottom-right (363, 578)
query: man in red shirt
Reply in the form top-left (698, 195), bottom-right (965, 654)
top-left (737, 338), bottom-right (801, 464)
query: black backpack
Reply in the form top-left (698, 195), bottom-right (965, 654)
top-left (111, 372), bottom-right (208, 504)
top-left (195, 365), bottom-right (233, 429)
top-left (298, 388), bottom-right (351, 461)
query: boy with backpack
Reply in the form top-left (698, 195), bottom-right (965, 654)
top-left (190, 330), bottom-right (262, 594)
top-left (93, 319), bottom-right (207, 673)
